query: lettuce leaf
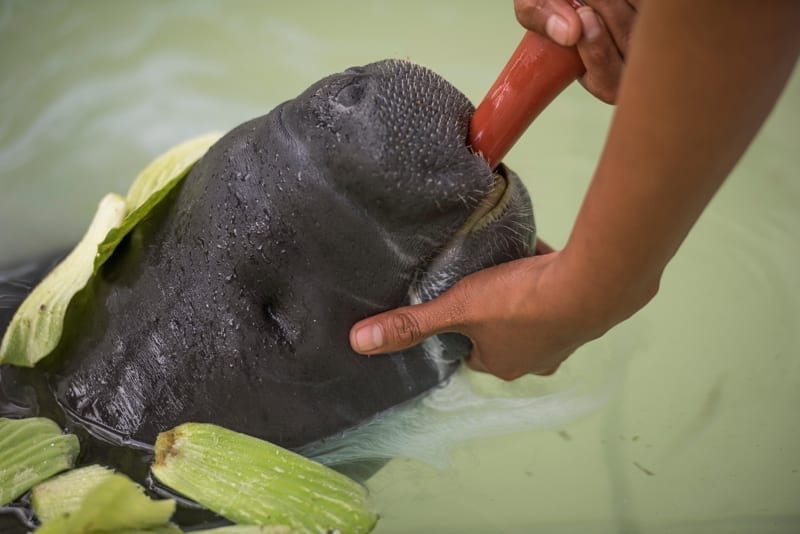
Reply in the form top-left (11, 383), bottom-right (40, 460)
top-left (0, 417), bottom-right (79, 506)
top-left (34, 472), bottom-right (176, 534)
top-left (151, 423), bottom-right (378, 534)
top-left (0, 133), bottom-right (221, 367)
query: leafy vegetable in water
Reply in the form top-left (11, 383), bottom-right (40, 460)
top-left (95, 133), bottom-right (222, 271)
top-left (0, 417), bottom-right (79, 506)
top-left (192, 527), bottom-right (296, 534)
top-left (0, 132), bottom-right (382, 532)
top-left (6, 419), bottom-right (376, 532)
top-left (34, 472), bottom-right (176, 534)
top-left (0, 133), bottom-right (221, 368)
top-left (0, 194), bottom-right (126, 367)
top-left (31, 464), bottom-right (115, 523)
top-left (151, 423), bottom-right (378, 534)
top-left (27, 448), bottom-right (305, 533)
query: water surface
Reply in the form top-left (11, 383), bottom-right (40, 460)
top-left (1, 1), bottom-right (798, 532)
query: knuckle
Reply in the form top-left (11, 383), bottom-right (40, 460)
top-left (534, 364), bottom-right (561, 376)
top-left (514, 6), bottom-right (528, 27)
top-left (445, 282), bottom-right (472, 324)
top-left (391, 312), bottom-right (424, 345)
top-left (582, 36), bottom-right (615, 63)
top-left (515, 0), bottom-right (553, 29)
top-left (578, 46), bottom-right (622, 103)
top-left (480, 358), bottom-right (526, 382)
top-left (584, 0), bottom-right (635, 54)
top-left (495, 367), bottom-right (526, 382)
top-left (587, 79), bottom-right (617, 104)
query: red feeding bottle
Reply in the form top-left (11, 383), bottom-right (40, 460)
top-left (469, 30), bottom-right (585, 168)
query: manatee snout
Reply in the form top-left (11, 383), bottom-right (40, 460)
top-left (5, 59), bottom-right (536, 449)
top-left (280, 59), bottom-right (536, 299)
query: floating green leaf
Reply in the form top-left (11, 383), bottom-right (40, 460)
top-left (151, 423), bottom-right (378, 534)
top-left (95, 132), bottom-right (222, 270)
top-left (35, 472), bottom-right (176, 534)
top-left (112, 527), bottom-right (182, 534)
top-left (0, 417), bottom-right (79, 506)
top-left (33, 465), bottom-right (293, 534)
top-left (193, 527), bottom-right (295, 534)
top-left (40, 523), bottom-right (181, 534)
top-left (31, 464), bottom-right (114, 523)
top-left (0, 194), bottom-right (126, 367)
top-left (0, 133), bottom-right (221, 367)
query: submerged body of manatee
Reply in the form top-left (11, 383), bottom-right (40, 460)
top-left (0, 60), bottom-right (536, 529)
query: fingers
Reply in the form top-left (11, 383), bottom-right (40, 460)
top-left (466, 351), bottom-right (528, 381)
top-left (466, 350), bottom-right (560, 380)
top-left (575, 6), bottom-right (624, 103)
top-left (514, 0), bottom-right (638, 104)
top-left (586, 0), bottom-right (636, 55)
top-left (514, 0), bottom-right (583, 47)
top-left (513, 0), bottom-right (636, 50)
top-left (575, 1), bottom-right (637, 103)
top-left (349, 285), bottom-right (469, 355)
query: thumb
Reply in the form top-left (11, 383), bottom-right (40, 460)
top-left (514, 0), bottom-right (584, 47)
top-left (349, 289), bottom-right (468, 355)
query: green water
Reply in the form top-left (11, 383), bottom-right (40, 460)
top-left (1, 1), bottom-right (798, 532)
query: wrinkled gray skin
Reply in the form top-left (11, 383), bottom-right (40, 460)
top-left (1, 60), bottom-right (535, 449)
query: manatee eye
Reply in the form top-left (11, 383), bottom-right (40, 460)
top-left (334, 80), bottom-right (366, 107)
top-left (344, 66), bottom-right (367, 74)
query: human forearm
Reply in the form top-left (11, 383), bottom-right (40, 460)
top-left (565, 0), bottom-right (800, 328)
top-left (350, 0), bottom-right (800, 380)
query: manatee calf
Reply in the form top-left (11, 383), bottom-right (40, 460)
top-left (0, 60), bottom-right (535, 450)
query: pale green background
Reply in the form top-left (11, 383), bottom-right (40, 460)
top-left (0, 1), bottom-right (798, 532)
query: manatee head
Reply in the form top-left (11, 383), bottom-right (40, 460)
top-left (47, 59), bottom-right (535, 449)
top-left (272, 59), bottom-right (535, 301)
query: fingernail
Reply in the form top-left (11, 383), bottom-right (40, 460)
top-left (354, 324), bottom-right (383, 352)
top-left (545, 14), bottom-right (570, 46)
top-left (578, 7), bottom-right (601, 41)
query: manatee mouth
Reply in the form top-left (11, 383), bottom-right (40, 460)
top-left (408, 169), bottom-right (520, 306)
top-left (457, 170), bottom-right (513, 237)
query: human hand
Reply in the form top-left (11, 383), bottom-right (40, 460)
top-left (349, 248), bottom-right (647, 380)
top-left (514, 0), bottom-right (639, 103)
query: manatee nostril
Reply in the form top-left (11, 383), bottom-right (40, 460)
top-left (334, 81), bottom-right (366, 107)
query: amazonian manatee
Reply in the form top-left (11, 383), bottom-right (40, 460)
top-left (0, 60), bottom-right (535, 450)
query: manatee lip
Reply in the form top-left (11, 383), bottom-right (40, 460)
top-left (408, 171), bottom-right (516, 305)
top-left (458, 171), bottom-right (512, 236)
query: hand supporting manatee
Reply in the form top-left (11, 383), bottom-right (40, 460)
top-left (350, 238), bottom-right (659, 379)
top-left (350, 249), bottom-right (644, 380)
top-left (514, 0), bottom-right (639, 103)
top-left (351, 1), bottom-right (800, 380)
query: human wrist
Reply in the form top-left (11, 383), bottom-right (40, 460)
top-left (557, 240), bottom-right (660, 336)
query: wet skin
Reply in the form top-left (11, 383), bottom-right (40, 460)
top-left (0, 60), bottom-right (535, 450)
